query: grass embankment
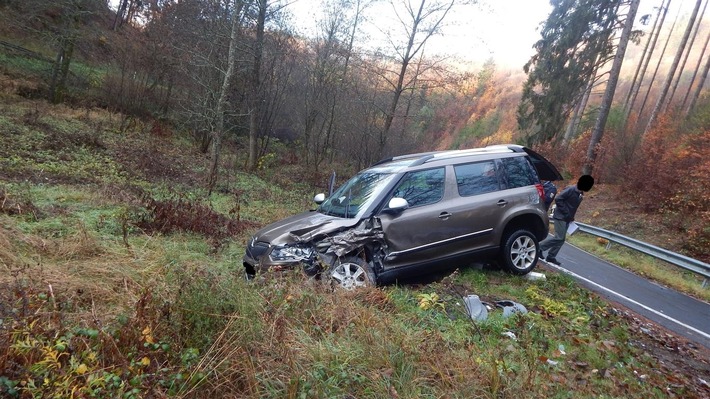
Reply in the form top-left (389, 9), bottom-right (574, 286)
top-left (1, 95), bottom-right (707, 398)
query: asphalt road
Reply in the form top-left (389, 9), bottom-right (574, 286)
top-left (542, 243), bottom-right (710, 350)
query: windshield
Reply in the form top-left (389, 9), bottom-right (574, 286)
top-left (318, 171), bottom-right (398, 218)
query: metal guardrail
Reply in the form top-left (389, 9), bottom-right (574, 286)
top-left (575, 222), bottom-right (710, 287)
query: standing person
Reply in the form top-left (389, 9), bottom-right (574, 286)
top-left (540, 175), bottom-right (594, 266)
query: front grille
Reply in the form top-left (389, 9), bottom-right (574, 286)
top-left (246, 241), bottom-right (270, 261)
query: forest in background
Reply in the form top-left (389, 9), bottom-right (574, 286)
top-left (0, 0), bottom-right (708, 259)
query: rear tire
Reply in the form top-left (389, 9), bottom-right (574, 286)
top-left (500, 229), bottom-right (539, 275)
top-left (329, 255), bottom-right (376, 290)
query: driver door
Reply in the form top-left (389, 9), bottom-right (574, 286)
top-left (378, 167), bottom-right (454, 269)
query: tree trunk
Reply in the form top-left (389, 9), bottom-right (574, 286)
top-left (583, 0), bottom-right (640, 176)
top-left (622, 0), bottom-right (667, 117)
top-left (666, 0), bottom-right (708, 110)
top-left (635, 3), bottom-right (681, 131)
top-left (563, 77), bottom-right (594, 145)
top-left (685, 40), bottom-right (710, 114)
top-left (113, 0), bottom-right (128, 30)
top-left (49, 37), bottom-right (75, 104)
top-left (247, 0), bottom-right (267, 171)
top-left (207, 1), bottom-right (242, 195)
top-left (644, 0), bottom-right (703, 136)
top-left (682, 16), bottom-right (710, 112)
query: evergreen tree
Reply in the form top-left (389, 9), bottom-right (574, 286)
top-left (517, 0), bottom-right (623, 145)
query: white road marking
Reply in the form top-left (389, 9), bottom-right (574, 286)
top-left (543, 262), bottom-right (710, 341)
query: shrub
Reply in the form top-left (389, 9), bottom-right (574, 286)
top-left (133, 193), bottom-right (258, 248)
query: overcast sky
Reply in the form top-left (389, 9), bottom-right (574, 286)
top-left (287, 0), bottom-right (553, 69)
top-left (109, 0), bottom-right (696, 70)
top-left (286, 0), bottom-right (698, 70)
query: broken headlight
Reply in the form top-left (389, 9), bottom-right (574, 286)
top-left (269, 245), bottom-right (314, 262)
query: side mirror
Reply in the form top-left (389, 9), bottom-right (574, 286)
top-left (313, 193), bottom-right (326, 204)
top-left (386, 197), bottom-right (409, 213)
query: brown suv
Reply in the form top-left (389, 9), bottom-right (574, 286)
top-left (243, 144), bottom-right (562, 289)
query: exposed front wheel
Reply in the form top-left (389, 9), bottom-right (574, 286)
top-left (500, 229), bottom-right (539, 275)
top-left (329, 256), bottom-right (376, 290)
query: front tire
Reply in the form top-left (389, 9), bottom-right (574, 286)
top-left (500, 229), bottom-right (539, 275)
top-left (329, 255), bottom-right (376, 290)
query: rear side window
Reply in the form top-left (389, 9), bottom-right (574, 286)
top-left (499, 156), bottom-right (538, 189)
top-left (454, 161), bottom-right (500, 196)
top-left (393, 167), bottom-right (445, 207)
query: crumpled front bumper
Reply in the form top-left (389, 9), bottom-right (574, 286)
top-left (242, 240), bottom-right (302, 275)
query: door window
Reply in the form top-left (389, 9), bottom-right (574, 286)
top-left (454, 161), bottom-right (500, 196)
top-left (392, 168), bottom-right (445, 208)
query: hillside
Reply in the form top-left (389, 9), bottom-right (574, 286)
top-left (2, 76), bottom-right (710, 398)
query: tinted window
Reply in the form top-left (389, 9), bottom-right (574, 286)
top-left (392, 168), bottom-right (445, 207)
top-left (455, 161), bottom-right (500, 196)
top-left (500, 156), bottom-right (538, 189)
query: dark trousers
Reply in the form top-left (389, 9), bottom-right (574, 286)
top-left (540, 219), bottom-right (568, 259)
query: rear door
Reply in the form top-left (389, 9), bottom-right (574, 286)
top-left (439, 159), bottom-right (507, 252)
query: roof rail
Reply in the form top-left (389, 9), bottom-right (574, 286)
top-left (372, 144), bottom-right (522, 167)
top-left (371, 150), bottom-right (442, 166)
top-left (410, 154), bottom-right (435, 166)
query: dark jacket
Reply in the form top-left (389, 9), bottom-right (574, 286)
top-left (552, 185), bottom-right (583, 222)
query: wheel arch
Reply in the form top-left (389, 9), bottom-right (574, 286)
top-left (500, 213), bottom-right (547, 244)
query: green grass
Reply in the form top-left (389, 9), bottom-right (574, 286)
top-left (0, 52), bottom-right (52, 78)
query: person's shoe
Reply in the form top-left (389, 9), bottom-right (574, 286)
top-left (545, 257), bottom-right (561, 266)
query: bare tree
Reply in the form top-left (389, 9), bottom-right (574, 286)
top-left (247, 0), bottom-right (268, 171)
top-left (583, 0), bottom-right (641, 176)
top-left (644, 0), bottom-right (704, 135)
top-left (621, 0), bottom-right (669, 130)
top-left (666, 0), bottom-right (709, 110)
top-left (299, 0), bottom-right (353, 167)
top-left (685, 34), bottom-right (710, 114)
top-left (633, 1), bottom-right (682, 131)
top-left (681, 29), bottom-right (710, 112)
top-left (563, 76), bottom-right (594, 145)
top-left (208, 0), bottom-right (245, 194)
top-left (16, 0), bottom-right (103, 103)
top-left (377, 0), bottom-right (460, 158)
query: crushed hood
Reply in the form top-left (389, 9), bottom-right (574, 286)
top-left (312, 219), bottom-right (385, 257)
top-left (252, 210), bottom-right (359, 246)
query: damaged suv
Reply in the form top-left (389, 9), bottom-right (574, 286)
top-left (243, 144), bottom-right (562, 289)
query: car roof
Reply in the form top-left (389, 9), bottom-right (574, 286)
top-left (369, 144), bottom-right (563, 181)
top-left (372, 144), bottom-right (523, 167)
